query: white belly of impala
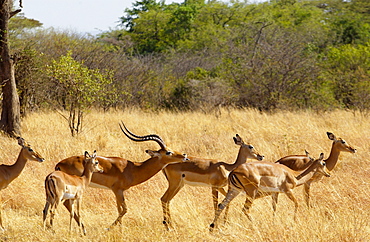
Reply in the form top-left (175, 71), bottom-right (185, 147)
top-left (184, 180), bottom-right (212, 187)
top-left (258, 186), bottom-right (281, 193)
top-left (63, 193), bottom-right (76, 200)
top-left (89, 182), bottom-right (110, 189)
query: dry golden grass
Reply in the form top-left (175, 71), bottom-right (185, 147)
top-left (0, 108), bottom-right (369, 241)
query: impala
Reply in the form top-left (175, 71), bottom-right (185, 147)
top-left (54, 122), bottom-right (189, 228)
top-left (275, 150), bottom-right (314, 171)
top-left (160, 134), bottom-right (264, 230)
top-left (43, 151), bottom-right (102, 235)
top-left (0, 137), bottom-right (44, 231)
top-left (275, 132), bottom-right (356, 207)
top-left (210, 153), bottom-right (330, 230)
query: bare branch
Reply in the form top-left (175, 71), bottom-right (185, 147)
top-left (10, 9), bottom-right (21, 19)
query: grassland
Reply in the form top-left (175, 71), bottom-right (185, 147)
top-left (0, 109), bottom-right (369, 241)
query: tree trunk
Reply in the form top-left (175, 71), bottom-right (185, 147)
top-left (0, 0), bottom-right (21, 136)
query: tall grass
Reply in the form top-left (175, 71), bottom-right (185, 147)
top-left (0, 109), bottom-right (368, 241)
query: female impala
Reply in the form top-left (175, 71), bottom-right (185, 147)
top-left (275, 132), bottom-right (356, 207)
top-left (0, 137), bottom-right (44, 231)
top-left (43, 151), bottom-right (103, 235)
top-left (159, 134), bottom-right (264, 230)
top-left (54, 122), bottom-right (188, 229)
top-left (210, 153), bottom-right (330, 230)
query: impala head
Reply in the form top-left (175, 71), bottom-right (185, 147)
top-left (84, 150), bottom-right (103, 173)
top-left (233, 134), bottom-right (264, 161)
top-left (327, 132), bottom-right (356, 154)
top-left (146, 149), bottom-right (189, 164)
top-left (296, 153), bottom-right (330, 180)
top-left (119, 121), bottom-right (189, 164)
top-left (17, 137), bottom-right (45, 162)
top-left (314, 153), bottom-right (331, 177)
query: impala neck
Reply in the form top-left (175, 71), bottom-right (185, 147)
top-left (325, 142), bottom-right (341, 171)
top-left (223, 146), bottom-right (250, 171)
top-left (131, 157), bottom-right (167, 186)
top-left (82, 165), bottom-right (95, 185)
top-left (7, 148), bottom-right (28, 184)
top-left (295, 163), bottom-right (319, 186)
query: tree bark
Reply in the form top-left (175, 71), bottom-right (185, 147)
top-left (0, 0), bottom-right (21, 136)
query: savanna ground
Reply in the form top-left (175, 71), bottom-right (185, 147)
top-left (0, 109), bottom-right (369, 241)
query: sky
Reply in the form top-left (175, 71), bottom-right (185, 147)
top-left (20, 0), bottom-right (265, 35)
top-left (20, 0), bottom-right (184, 35)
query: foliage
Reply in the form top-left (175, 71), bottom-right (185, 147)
top-left (5, 0), bottom-right (370, 116)
top-left (9, 13), bottom-right (42, 38)
top-left (322, 43), bottom-right (370, 111)
top-left (45, 51), bottom-right (113, 136)
top-left (14, 47), bottom-right (47, 115)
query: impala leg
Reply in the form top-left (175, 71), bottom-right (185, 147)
top-left (0, 205), bottom-right (4, 231)
top-left (50, 208), bottom-right (55, 228)
top-left (43, 201), bottom-right (50, 229)
top-left (50, 199), bottom-right (60, 229)
top-left (210, 187), bottom-right (241, 231)
top-left (75, 199), bottom-right (86, 236)
top-left (271, 193), bottom-right (279, 216)
top-left (242, 186), bottom-right (258, 222)
top-left (304, 183), bottom-right (312, 208)
top-left (242, 196), bottom-right (253, 221)
top-left (214, 188), bottom-right (228, 224)
top-left (218, 187), bottom-right (227, 197)
top-left (69, 201), bottom-right (75, 234)
top-left (110, 190), bottom-right (127, 228)
top-left (161, 180), bottom-right (184, 230)
top-left (63, 200), bottom-right (86, 235)
top-left (63, 200), bottom-right (83, 228)
top-left (285, 190), bottom-right (299, 221)
top-left (211, 188), bottom-right (218, 216)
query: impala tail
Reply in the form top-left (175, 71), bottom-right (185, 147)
top-left (44, 176), bottom-right (57, 205)
top-left (43, 175), bottom-right (58, 225)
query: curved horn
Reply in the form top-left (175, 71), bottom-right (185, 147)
top-left (119, 121), bottom-right (166, 150)
top-left (120, 121), bottom-right (164, 142)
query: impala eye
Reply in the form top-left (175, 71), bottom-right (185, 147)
top-left (28, 148), bottom-right (34, 152)
top-left (248, 145), bottom-right (254, 149)
top-left (166, 151), bottom-right (173, 156)
top-left (322, 161), bottom-right (326, 166)
top-left (341, 140), bottom-right (346, 144)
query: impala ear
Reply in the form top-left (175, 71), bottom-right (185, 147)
top-left (92, 150), bottom-right (97, 158)
top-left (233, 134), bottom-right (243, 145)
top-left (17, 137), bottom-right (26, 147)
top-left (146, 149), bottom-right (159, 157)
top-left (84, 151), bottom-right (89, 158)
top-left (318, 153), bottom-right (324, 160)
top-left (327, 132), bottom-right (336, 141)
top-left (305, 150), bottom-right (315, 161)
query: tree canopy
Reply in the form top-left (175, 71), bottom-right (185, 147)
top-left (3, 0), bottom-right (370, 116)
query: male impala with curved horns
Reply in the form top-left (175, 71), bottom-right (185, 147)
top-left (159, 134), bottom-right (264, 230)
top-left (43, 151), bottom-right (103, 235)
top-left (0, 137), bottom-right (44, 231)
top-left (54, 122), bottom-right (189, 229)
top-left (275, 132), bottom-right (356, 207)
top-left (210, 153), bottom-right (330, 231)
